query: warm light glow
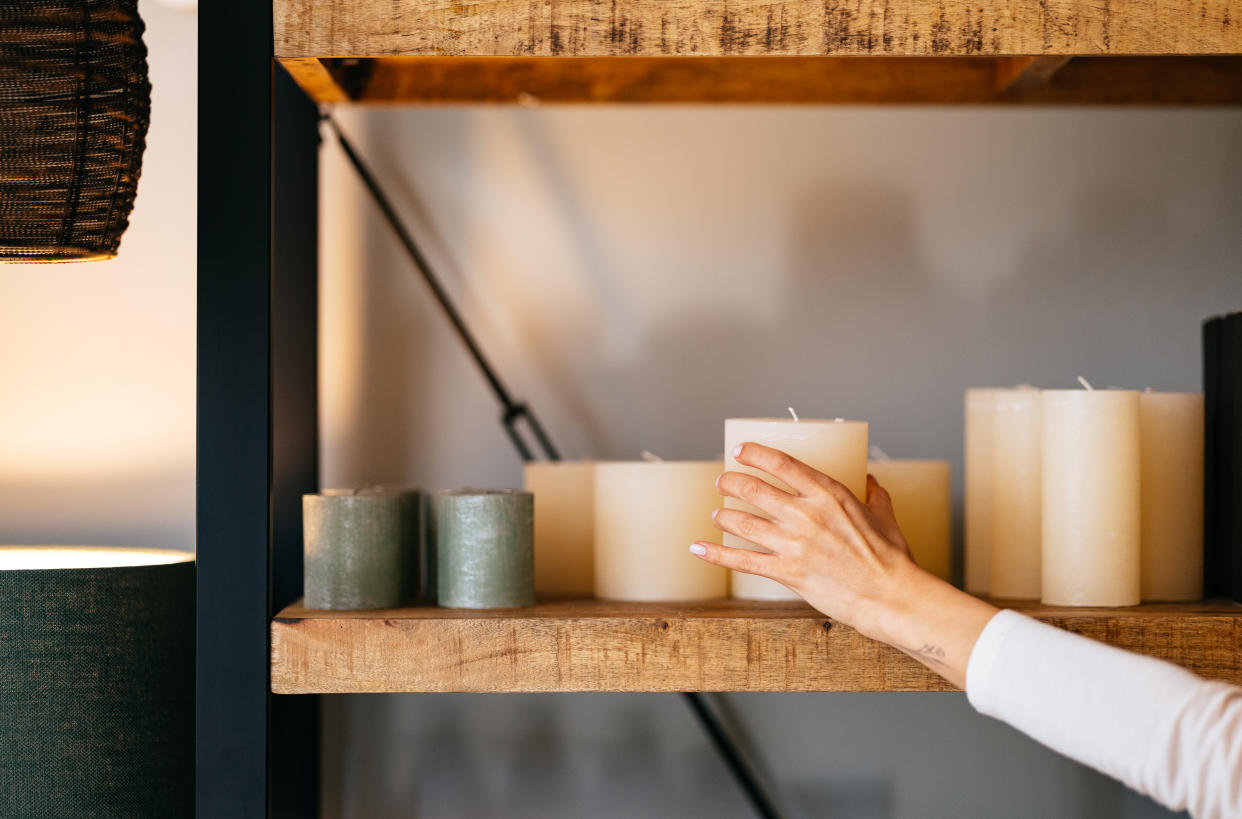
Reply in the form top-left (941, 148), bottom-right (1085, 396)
top-left (0, 546), bottom-right (194, 570)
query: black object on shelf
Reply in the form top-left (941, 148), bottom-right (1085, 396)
top-left (1205, 312), bottom-right (1242, 602)
top-left (327, 114), bottom-right (785, 819)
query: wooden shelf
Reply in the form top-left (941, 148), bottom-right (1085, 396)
top-left (275, 0), bottom-right (1241, 105)
top-left (276, 0), bottom-right (1239, 59)
top-left (271, 598), bottom-right (1242, 694)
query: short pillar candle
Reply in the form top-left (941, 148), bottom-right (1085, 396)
top-left (990, 388), bottom-right (1043, 600)
top-left (304, 491), bottom-right (403, 610)
top-left (436, 489), bottom-right (535, 609)
top-left (1140, 391), bottom-right (1205, 601)
top-left (1041, 389), bottom-right (1141, 607)
top-left (593, 461), bottom-right (727, 602)
top-left (725, 418), bottom-right (868, 601)
top-left (867, 459), bottom-right (952, 583)
top-left (524, 462), bottom-right (595, 597)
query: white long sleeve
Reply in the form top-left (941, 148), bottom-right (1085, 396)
top-left (966, 609), bottom-right (1242, 818)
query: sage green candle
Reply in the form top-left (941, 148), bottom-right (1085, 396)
top-left (327, 487), bottom-right (427, 603)
top-left (436, 489), bottom-right (535, 609)
top-left (304, 491), bottom-right (403, 609)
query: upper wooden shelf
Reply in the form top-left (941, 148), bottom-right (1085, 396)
top-left (271, 598), bottom-right (1242, 694)
top-left (275, 0), bottom-right (1239, 59)
top-left (275, 0), bottom-right (1241, 105)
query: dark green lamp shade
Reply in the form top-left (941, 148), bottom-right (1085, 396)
top-left (0, 0), bottom-right (151, 262)
top-left (0, 547), bottom-right (193, 818)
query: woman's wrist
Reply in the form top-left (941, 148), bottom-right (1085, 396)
top-left (865, 563), bottom-right (1000, 689)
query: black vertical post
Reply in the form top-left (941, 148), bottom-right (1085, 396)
top-left (196, 0), bottom-right (273, 809)
top-left (270, 66), bottom-right (322, 818)
top-left (199, 2), bottom-right (320, 816)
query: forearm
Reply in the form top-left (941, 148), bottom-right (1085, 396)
top-left (864, 562), bottom-right (999, 690)
top-left (968, 610), bottom-right (1242, 818)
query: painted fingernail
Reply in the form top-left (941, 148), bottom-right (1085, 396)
top-left (715, 473), bottom-right (724, 488)
top-left (689, 543), bottom-right (707, 556)
top-left (732, 444), bottom-right (743, 458)
top-left (711, 508), bottom-right (719, 521)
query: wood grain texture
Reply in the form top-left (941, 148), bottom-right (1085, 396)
top-left (283, 56), bottom-right (1242, 105)
top-left (274, 0), bottom-right (1242, 59)
top-left (271, 599), bottom-right (1242, 693)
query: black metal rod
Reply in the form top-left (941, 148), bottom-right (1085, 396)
top-left (329, 113), bottom-right (782, 819)
top-left (324, 115), bottom-right (558, 462)
top-left (683, 693), bottom-right (782, 819)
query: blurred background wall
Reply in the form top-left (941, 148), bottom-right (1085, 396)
top-left (0, 0), bottom-right (196, 553)
top-left (318, 105), bottom-right (1242, 818)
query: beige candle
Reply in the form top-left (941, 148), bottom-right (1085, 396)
top-left (991, 388), bottom-right (1042, 600)
top-left (594, 461), bottom-right (727, 601)
top-left (1042, 389), bottom-right (1141, 607)
top-left (868, 459), bottom-right (952, 583)
top-left (725, 417), bottom-right (868, 601)
top-left (524, 462), bottom-right (595, 597)
top-left (1140, 391), bottom-right (1205, 601)
top-left (964, 389), bottom-right (1002, 594)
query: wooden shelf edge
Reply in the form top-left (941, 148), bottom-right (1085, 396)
top-left (279, 56), bottom-right (1242, 107)
top-left (275, 0), bottom-right (1242, 60)
top-left (271, 598), bottom-right (1242, 695)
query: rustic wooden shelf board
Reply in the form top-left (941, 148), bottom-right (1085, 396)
top-left (280, 56), bottom-right (1242, 106)
top-left (271, 599), bottom-right (1242, 694)
top-left (275, 0), bottom-right (1241, 59)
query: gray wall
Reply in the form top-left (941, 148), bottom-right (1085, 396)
top-left (320, 105), bottom-right (1242, 818)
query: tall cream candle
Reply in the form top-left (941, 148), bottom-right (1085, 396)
top-left (1042, 389), bottom-right (1141, 607)
top-left (593, 461), bottom-right (727, 601)
top-left (1140, 391), bottom-right (1205, 601)
top-left (724, 418), bottom-right (868, 601)
top-left (990, 388), bottom-right (1042, 600)
top-left (524, 462), bottom-right (594, 598)
top-left (964, 389), bottom-right (1002, 594)
top-left (867, 459), bottom-right (952, 583)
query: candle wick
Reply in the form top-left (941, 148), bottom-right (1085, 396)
top-left (869, 445), bottom-right (891, 461)
top-left (640, 450), bottom-right (664, 462)
top-left (1076, 375), bottom-right (1095, 391)
top-left (787, 407), bottom-right (799, 423)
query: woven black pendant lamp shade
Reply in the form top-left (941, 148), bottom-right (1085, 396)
top-left (0, 0), bottom-right (151, 262)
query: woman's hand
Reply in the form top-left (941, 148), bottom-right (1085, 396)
top-left (690, 442), bottom-right (997, 689)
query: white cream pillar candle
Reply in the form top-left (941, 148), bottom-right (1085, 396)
top-left (990, 387), bottom-right (1043, 600)
top-left (964, 389), bottom-right (1002, 594)
top-left (1140, 391), bottom-right (1205, 601)
top-left (725, 417), bottom-right (868, 601)
top-left (524, 462), bottom-right (595, 597)
top-left (867, 457), bottom-right (952, 582)
top-left (593, 461), bottom-right (727, 601)
top-left (1042, 387), bottom-right (1141, 607)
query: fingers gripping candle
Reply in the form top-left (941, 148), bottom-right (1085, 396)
top-left (725, 416), bottom-right (869, 601)
top-left (436, 490), bottom-right (535, 609)
top-left (1041, 386), bottom-right (1141, 607)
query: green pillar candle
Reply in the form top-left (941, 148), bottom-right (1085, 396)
top-left (304, 491), bottom-right (403, 609)
top-left (435, 489), bottom-right (535, 609)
